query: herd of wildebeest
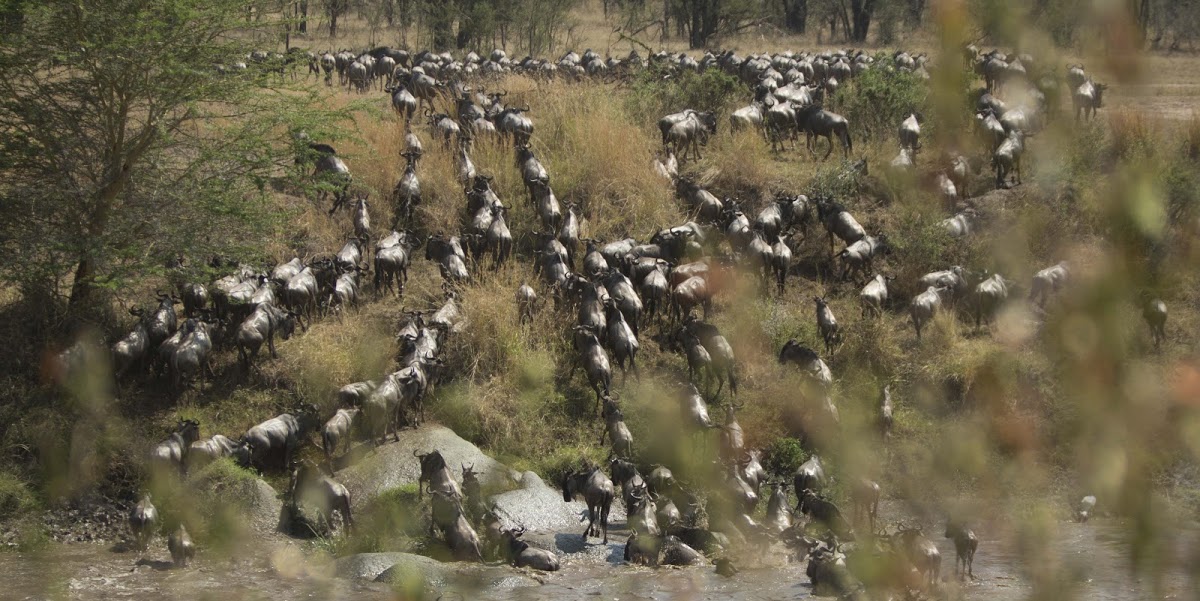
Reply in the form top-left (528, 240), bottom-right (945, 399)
top-left (50, 41), bottom-right (1157, 597)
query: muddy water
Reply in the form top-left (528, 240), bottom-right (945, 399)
top-left (2, 520), bottom-right (1192, 601)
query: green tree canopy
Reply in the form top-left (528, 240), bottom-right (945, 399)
top-left (0, 0), bottom-right (331, 321)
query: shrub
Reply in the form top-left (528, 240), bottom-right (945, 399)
top-left (625, 65), bottom-right (749, 125)
top-left (0, 471), bottom-right (37, 520)
top-left (833, 61), bottom-right (928, 143)
top-left (764, 437), bottom-right (809, 479)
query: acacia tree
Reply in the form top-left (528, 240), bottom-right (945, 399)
top-left (324, 0), bottom-right (350, 37)
top-left (0, 0), bottom-right (328, 319)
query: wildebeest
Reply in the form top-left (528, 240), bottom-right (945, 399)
top-left (388, 85), bottom-right (418, 121)
top-left (241, 408), bottom-right (317, 471)
top-left (186, 434), bottom-right (239, 472)
top-left (289, 460), bottom-right (353, 534)
top-left (500, 527), bottom-right (561, 571)
top-left (1076, 494), bottom-right (1097, 522)
top-left (150, 419), bottom-right (200, 476)
top-left (392, 151), bottom-right (421, 227)
top-left (1072, 79), bottom-right (1107, 121)
top-left (573, 324), bottom-right (613, 411)
top-left (416, 449), bottom-right (462, 501)
top-left (765, 481), bottom-right (793, 533)
top-left (1029, 261), bottom-right (1069, 308)
top-left (516, 283), bottom-right (537, 324)
top-left (603, 302), bottom-right (639, 378)
top-left (112, 309), bottom-right (152, 378)
top-left (899, 112), bottom-right (921, 152)
top-left (684, 320), bottom-right (736, 398)
top-left (495, 105), bottom-right (534, 145)
top-left (601, 396), bottom-right (635, 457)
top-left (322, 408), bottom-right (360, 471)
top-left (945, 520), bottom-right (978, 580)
top-left (167, 318), bottom-right (219, 392)
top-left (430, 489), bottom-right (484, 561)
top-left (910, 286), bottom-right (949, 340)
top-left (129, 493), bottom-right (158, 551)
top-left (235, 303), bottom-right (298, 369)
top-left (899, 527), bottom-right (942, 589)
top-left (851, 478), bottom-right (880, 533)
top-left (839, 235), bottom-right (888, 282)
top-left (562, 464), bottom-right (615, 543)
top-left (993, 129), bottom-right (1025, 189)
top-left (794, 455), bottom-right (826, 494)
top-left (814, 296), bottom-right (840, 354)
top-left (665, 110), bottom-right (718, 161)
top-left (798, 489), bottom-right (852, 537)
top-left (375, 230), bottom-right (419, 296)
top-left (168, 523), bottom-right (195, 567)
top-left (816, 199), bottom-right (865, 255)
top-left (859, 274), bottom-right (893, 318)
top-left (973, 272), bottom-right (1011, 328)
top-left (778, 340), bottom-right (833, 390)
top-left (880, 385), bottom-right (894, 440)
top-left (797, 104), bottom-right (852, 159)
top-left (1143, 297), bottom-right (1167, 348)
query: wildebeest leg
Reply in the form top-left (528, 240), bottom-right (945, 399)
top-left (823, 135), bottom-right (834, 160)
top-left (601, 500), bottom-right (611, 543)
top-left (583, 509), bottom-right (594, 540)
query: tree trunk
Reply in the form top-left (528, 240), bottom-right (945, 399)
top-left (663, 0), bottom-right (670, 41)
top-left (300, 0), bottom-right (308, 34)
top-left (907, 0), bottom-right (923, 25)
top-left (687, 0), bottom-right (719, 49)
top-left (329, 10), bottom-right (338, 37)
top-left (1135, 0), bottom-right (1150, 45)
top-left (850, 0), bottom-right (874, 42)
top-left (783, 0), bottom-right (807, 33)
top-left (690, 0), bottom-right (703, 48)
top-left (68, 256), bottom-right (97, 314)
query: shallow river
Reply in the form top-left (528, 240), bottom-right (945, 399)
top-left (1, 519), bottom-right (1192, 601)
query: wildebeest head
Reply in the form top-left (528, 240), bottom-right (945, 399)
top-left (560, 470), bottom-right (577, 502)
top-left (279, 311), bottom-right (301, 340)
top-left (461, 463), bottom-right (479, 488)
top-left (609, 457), bottom-right (638, 484)
top-left (415, 449), bottom-right (447, 482)
top-left (176, 419), bottom-right (201, 445)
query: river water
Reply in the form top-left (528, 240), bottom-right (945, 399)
top-left (1, 519), bottom-right (1192, 601)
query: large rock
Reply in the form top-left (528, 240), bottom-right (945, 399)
top-left (335, 552), bottom-right (445, 582)
top-left (193, 463), bottom-right (284, 535)
top-left (490, 471), bottom-right (627, 534)
top-left (340, 425), bottom-right (513, 508)
top-left (336, 551), bottom-right (538, 594)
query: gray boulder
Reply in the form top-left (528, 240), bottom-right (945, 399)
top-left (192, 460), bottom-right (284, 535)
top-left (341, 425), bottom-right (512, 508)
top-left (336, 552), bottom-right (445, 582)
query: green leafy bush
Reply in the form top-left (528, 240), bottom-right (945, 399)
top-left (0, 471), bottom-right (37, 519)
top-left (833, 60), bottom-right (929, 143)
top-left (625, 65), bottom-right (748, 125)
top-left (764, 437), bottom-right (809, 479)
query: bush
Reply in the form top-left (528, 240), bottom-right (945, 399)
top-left (625, 65), bottom-right (749, 125)
top-left (0, 471), bottom-right (37, 520)
top-left (833, 61), bottom-right (928, 143)
top-left (763, 437), bottom-right (809, 479)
